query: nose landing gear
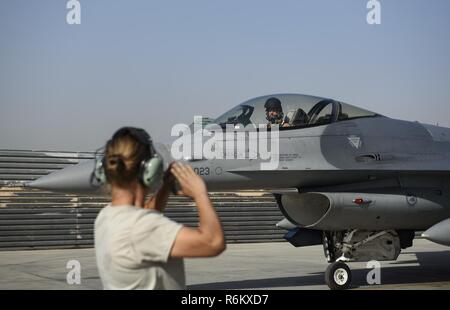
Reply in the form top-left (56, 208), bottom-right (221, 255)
top-left (322, 230), bottom-right (403, 290)
top-left (325, 261), bottom-right (352, 290)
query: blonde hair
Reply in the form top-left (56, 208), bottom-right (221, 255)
top-left (104, 131), bottom-right (151, 187)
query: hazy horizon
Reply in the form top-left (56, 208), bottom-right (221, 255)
top-left (1, 0), bottom-right (450, 151)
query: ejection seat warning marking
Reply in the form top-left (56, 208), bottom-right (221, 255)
top-left (348, 136), bottom-right (362, 149)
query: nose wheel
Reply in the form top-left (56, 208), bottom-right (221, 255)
top-left (325, 261), bottom-right (352, 290)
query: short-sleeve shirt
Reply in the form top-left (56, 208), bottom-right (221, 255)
top-left (94, 204), bottom-right (185, 289)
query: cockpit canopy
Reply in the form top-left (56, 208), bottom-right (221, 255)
top-left (214, 94), bottom-right (382, 130)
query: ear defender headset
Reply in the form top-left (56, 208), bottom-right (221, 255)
top-left (91, 127), bottom-right (164, 191)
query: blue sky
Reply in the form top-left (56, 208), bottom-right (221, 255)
top-left (1, 0), bottom-right (450, 151)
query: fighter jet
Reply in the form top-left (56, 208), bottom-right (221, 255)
top-left (28, 94), bottom-right (450, 289)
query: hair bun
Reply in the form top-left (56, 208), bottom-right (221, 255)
top-left (104, 131), bottom-right (151, 186)
top-left (107, 154), bottom-right (125, 171)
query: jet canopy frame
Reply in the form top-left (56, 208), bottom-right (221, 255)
top-left (214, 94), bottom-right (382, 130)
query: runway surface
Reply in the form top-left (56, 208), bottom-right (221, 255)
top-left (0, 239), bottom-right (449, 290)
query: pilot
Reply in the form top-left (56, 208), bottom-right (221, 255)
top-left (264, 97), bottom-right (290, 128)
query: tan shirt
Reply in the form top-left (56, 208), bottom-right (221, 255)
top-left (94, 204), bottom-right (185, 290)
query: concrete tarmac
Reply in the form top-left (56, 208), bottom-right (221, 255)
top-left (0, 239), bottom-right (449, 290)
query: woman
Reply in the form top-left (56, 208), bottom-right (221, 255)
top-left (94, 127), bottom-right (225, 289)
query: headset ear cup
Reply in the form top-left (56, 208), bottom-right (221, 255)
top-left (93, 157), bottom-right (107, 185)
top-left (141, 156), bottom-right (164, 190)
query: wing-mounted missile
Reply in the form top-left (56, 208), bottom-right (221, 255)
top-left (422, 218), bottom-right (450, 246)
top-left (275, 218), bottom-right (297, 230)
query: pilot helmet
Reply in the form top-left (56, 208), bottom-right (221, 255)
top-left (264, 97), bottom-right (283, 112)
top-left (264, 97), bottom-right (284, 123)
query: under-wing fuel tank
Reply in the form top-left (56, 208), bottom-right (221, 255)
top-left (279, 192), bottom-right (450, 231)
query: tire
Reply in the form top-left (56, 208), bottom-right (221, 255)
top-left (325, 261), bottom-right (352, 290)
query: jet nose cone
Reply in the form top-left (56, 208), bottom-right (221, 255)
top-left (26, 177), bottom-right (53, 190)
top-left (26, 160), bottom-right (102, 194)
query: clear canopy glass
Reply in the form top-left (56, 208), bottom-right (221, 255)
top-left (214, 94), bottom-right (381, 130)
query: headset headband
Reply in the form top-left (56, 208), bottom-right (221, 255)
top-left (108, 127), bottom-right (154, 158)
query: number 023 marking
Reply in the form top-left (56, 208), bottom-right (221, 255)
top-left (193, 167), bottom-right (210, 176)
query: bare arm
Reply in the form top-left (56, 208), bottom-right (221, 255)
top-left (169, 163), bottom-right (226, 258)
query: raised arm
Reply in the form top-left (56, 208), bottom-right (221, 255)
top-left (169, 163), bottom-right (226, 258)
